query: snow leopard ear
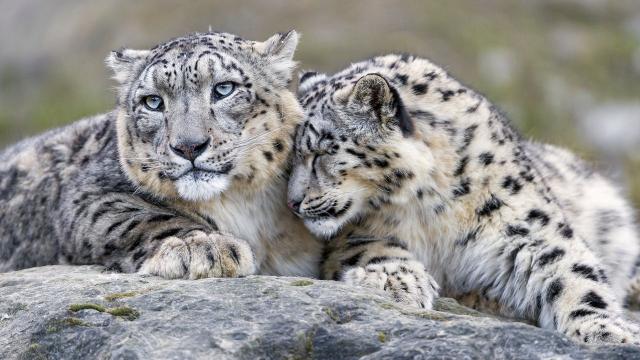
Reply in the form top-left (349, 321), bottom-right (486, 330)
top-left (256, 30), bottom-right (299, 87)
top-left (105, 49), bottom-right (150, 84)
top-left (297, 70), bottom-right (327, 95)
top-left (345, 73), bottom-right (414, 137)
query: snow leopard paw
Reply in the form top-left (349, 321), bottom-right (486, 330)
top-left (342, 259), bottom-right (439, 309)
top-left (139, 231), bottom-right (256, 279)
top-left (568, 315), bottom-right (640, 345)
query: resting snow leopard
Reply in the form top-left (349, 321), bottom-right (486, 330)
top-left (0, 30), bottom-right (323, 279)
top-left (287, 54), bottom-right (640, 344)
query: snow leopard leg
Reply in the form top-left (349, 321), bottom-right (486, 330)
top-left (495, 236), bottom-right (640, 345)
top-left (59, 192), bottom-right (256, 279)
top-left (323, 234), bottom-right (439, 309)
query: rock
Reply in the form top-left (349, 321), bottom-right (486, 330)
top-left (1, 266), bottom-right (639, 359)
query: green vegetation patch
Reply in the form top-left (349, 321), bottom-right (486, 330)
top-left (323, 307), bottom-right (340, 323)
top-left (106, 306), bottom-right (140, 321)
top-left (377, 302), bottom-right (396, 310)
top-left (68, 303), bottom-right (105, 312)
top-left (68, 303), bottom-right (140, 320)
top-left (377, 331), bottom-right (388, 343)
top-left (104, 291), bottom-right (139, 302)
top-left (300, 328), bottom-right (315, 358)
top-left (287, 327), bottom-right (317, 360)
top-left (46, 317), bottom-right (88, 333)
top-left (289, 279), bottom-right (314, 287)
top-left (322, 306), bottom-right (353, 324)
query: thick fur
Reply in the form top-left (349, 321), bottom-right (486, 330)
top-left (288, 54), bottom-right (640, 344)
top-left (0, 31), bottom-right (322, 279)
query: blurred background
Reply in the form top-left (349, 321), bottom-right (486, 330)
top-left (0, 0), bottom-right (638, 209)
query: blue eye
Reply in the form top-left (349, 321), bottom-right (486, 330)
top-left (213, 81), bottom-right (235, 99)
top-left (143, 95), bottom-right (164, 111)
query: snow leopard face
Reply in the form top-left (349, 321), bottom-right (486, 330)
top-left (288, 65), bottom-right (426, 238)
top-left (107, 31), bottom-right (302, 202)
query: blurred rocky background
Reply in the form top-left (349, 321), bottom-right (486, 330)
top-left (0, 0), bottom-right (638, 209)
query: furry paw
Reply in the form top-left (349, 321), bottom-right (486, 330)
top-left (569, 316), bottom-right (640, 345)
top-left (139, 231), bottom-right (256, 279)
top-left (342, 259), bottom-right (439, 309)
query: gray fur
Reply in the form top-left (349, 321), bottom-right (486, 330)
top-left (0, 31), bottom-right (322, 279)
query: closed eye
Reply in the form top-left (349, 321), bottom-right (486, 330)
top-left (311, 154), bottom-right (320, 178)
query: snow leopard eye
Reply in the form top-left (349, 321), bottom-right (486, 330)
top-left (143, 95), bottom-right (164, 111)
top-left (213, 81), bottom-right (236, 100)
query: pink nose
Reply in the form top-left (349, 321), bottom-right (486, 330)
top-left (287, 200), bottom-right (301, 213)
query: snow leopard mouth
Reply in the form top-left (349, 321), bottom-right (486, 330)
top-left (173, 166), bottom-right (234, 202)
top-left (185, 169), bottom-right (219, 181)
top-left (298, 199), bottom-right (357, 239)
top-left (167, 162), bottom-right (234, 181)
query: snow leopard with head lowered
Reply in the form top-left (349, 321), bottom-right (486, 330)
top-left (288, 54), bottom-right (640, 344)
top-left (0, 30), bottom-right (323, 279)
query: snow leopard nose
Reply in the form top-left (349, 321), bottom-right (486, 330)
top-left (287, 200), bottom-right (302, 215)
top-left (170, 138), bottom-right (210, 162)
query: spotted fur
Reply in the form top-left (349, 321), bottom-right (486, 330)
top-left (0, 31), bottom-right (322, 279)
top-left (288, 54), bottom-right (640, 345)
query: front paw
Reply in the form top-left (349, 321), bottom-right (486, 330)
top-left (139, 231), bottom-right (256, 279)
top-left (342, 260), bottom-right (439, 309)
top-left (568, 316), bottom-right (640, 345)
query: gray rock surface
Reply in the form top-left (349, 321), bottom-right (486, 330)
top-left (1, 266), bottom-right (639, 360)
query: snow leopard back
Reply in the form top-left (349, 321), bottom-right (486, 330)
top-left (525, 141), bottom-right (640, 296)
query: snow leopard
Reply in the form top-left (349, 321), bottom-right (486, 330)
top-left (287, 54), bottom-right (640, 344)
top-left (0, 30), bottom-right (323, 279)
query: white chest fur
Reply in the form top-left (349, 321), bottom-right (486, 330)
top-left (193, 180), bottom-right (322, 277)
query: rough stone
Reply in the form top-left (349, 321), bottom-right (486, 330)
top-left (1, 265), bottom-right (639, 360)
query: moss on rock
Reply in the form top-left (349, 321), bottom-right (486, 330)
top-left (104, 291), bottom-right (139, 302)
top-left (290, 280), bottom-right (314, 287)
top-left (68, 303), bottom-right (139, 320)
